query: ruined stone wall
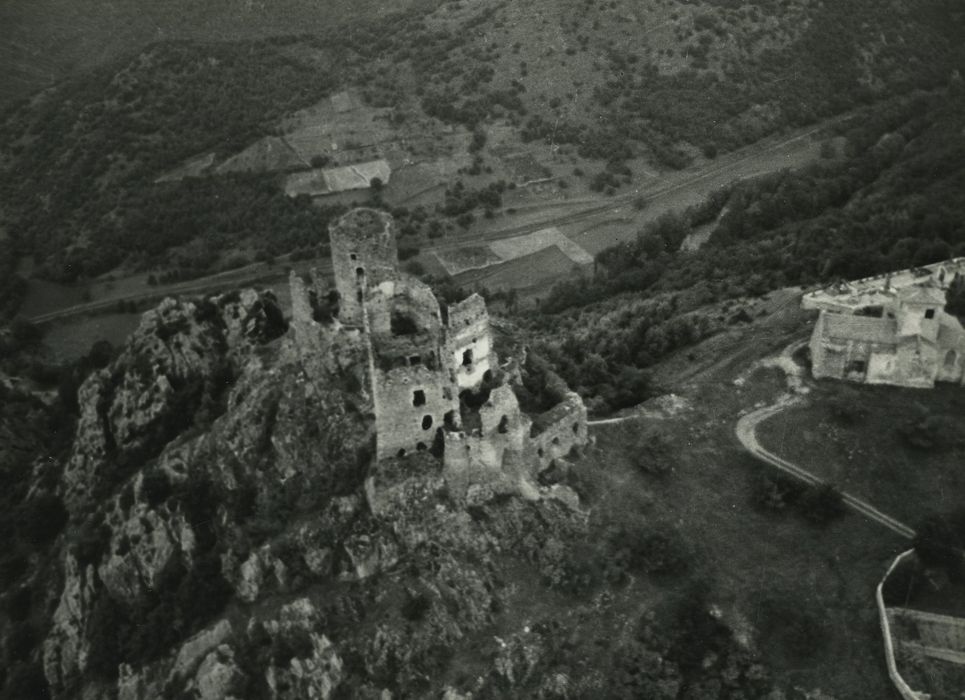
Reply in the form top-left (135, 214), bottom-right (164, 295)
top-left (367, 277), bottom-right (442, 344)
top-left (441, 383), bottom-right (538, 499)
top-left (530, 392), bottom-right (589, 471)
top-left (445, 293), bottom-right (494, 391)
top-left (808, 313), bottom-right (832, 379)
top-left (894, 340), bottom-right (938, 388)
top-left (328, 209), bottom-right (399, 327)
top-left (289, 271), bottom-right (370, 395)
top-left (866, 347), bottom-right (899, 384)
top-left (897, 303), bottom-right (940, 342)
top-left (937, 348), bottom-right (964, 384)
top-left (372, 364), bottom-right (459, 460)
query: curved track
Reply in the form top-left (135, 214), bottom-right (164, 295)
top-left (736, 399), bottom-right (916, 539)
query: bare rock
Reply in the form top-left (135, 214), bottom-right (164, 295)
top-left (43, 553), bottom-right (98, 693)
top-left (170, 619), bottom-right (234, 682)
top-left (193, 644), bottom-right (245, 700)
top-left (342, 533), bottom-right (399, 580)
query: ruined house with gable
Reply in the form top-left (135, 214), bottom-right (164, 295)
top-left (804, 259), bottom-right (965, 388)
top-left (288, 208), bottom-right (589, 500)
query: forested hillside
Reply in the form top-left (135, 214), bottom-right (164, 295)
top-left (529, 86), bottom-right (965, 412)
top-left (1, 0), bottom-right (962, 302)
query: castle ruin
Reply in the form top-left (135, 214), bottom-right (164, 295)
top-left (289, 208), bottom-right (589, 499)
top-left (804, 259), bottom-right (965, 388)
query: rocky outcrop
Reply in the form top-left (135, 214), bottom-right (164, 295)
top-left (41, 280), bottom-right (600, 700)
top-left (262, 599), bottom-right (344, 700)
top-left (43, 554), bottom-right (97, 694)
top-left (61, 291), bottom-right (287, 516)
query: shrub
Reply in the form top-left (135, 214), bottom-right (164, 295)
top-left (826, 389), bottom-right (868, 425)
top-left (19, 493), bottom-right (68, 545)
top-left (632, 429), bottom-right (672, 477)
top-left (141, 469), bottom-right (173, 508)
top-left (6, 622), bottom-right (37, 663)
top-left (759, 595), bottom-right (827, 660)
top-left (900, 412), bottom-right (957, 450)
top-left (797, 483), bottom-right (846, 526)
top-left (913, 514), bottom-right (965, 581)
top-left (401, 591), bottom-right (432, 621)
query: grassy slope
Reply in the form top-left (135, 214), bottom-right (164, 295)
top-left (757, 380), bottom-right (965, 527)
top-left (576, 295), bottom-right (910, 698)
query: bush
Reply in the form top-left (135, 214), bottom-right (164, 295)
top-left (759, 595), bottom-right (828, 660)
top-left (141, 469), bottom-right (173, 508)
top-left (750, 465), bottom-right (806, 511)
top-left (18, 493), bottom-right (68, 545)
top-left (913, 513), bottom-right (965, 581)
top-left (401, 591), bottom-right (432, 621)
top-left (900, 412), bottom-right (958, 450)
top-left (826, 389), bottom-right (868, 425)
top-left (632, 429), bottom-right (672, 477)
top-left (6, 622), bottom-right (37, 663)
top-left (797, 483), bottom-right (846, 526)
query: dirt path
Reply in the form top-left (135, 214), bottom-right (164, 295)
top-left (735, 400), bottom-right (915, 539)
top-left (589, 336), bottom-right (916, 540)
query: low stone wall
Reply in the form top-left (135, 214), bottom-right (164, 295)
top-left (876, 550), bottom-right (928, 700)
top-left (446, 294), bottom-right (493, 391)
top-left (372, 364), bottom-right (459, 461)
top-left (531, 392), bottom-right (589, 471)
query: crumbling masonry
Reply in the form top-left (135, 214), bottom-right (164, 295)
top-left (804, 259), bottom-right (965, 388)
top-left (289, 208), bottom-right (589, 499)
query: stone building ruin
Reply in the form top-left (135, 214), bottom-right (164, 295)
top-left (289, 208), bottom-right (589, 499)
top-left (804, 259), bottom-right (965, 388)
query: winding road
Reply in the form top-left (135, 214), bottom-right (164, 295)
top-left (589, 343), bottom-right (916, 540)
top-left (736, 399), bottom-right (916, 539)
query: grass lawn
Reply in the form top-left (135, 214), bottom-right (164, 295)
top-left (571, 329), bottom-right (911, 698)
top-left (756, 380), bottom-right (965, 527)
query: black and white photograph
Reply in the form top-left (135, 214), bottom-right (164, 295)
top-left (1, 0), bottom-right (964, 697)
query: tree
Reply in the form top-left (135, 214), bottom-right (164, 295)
top-left (914, 513), bottom-right (965, 582)
top-left (947, 273), bottom-right (965, 317)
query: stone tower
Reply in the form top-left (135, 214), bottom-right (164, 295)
top-left (896, 284), bottom-right (945, 342)
top-left (328, 208), bottom-right (399, 327)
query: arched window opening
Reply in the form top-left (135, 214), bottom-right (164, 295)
top-left (944, 350), bottom-right (957, 370)
top-left (462, 349), bottom-right (473, 367)
top-left (356, 267), bottom-right (365, 278)
top-left (422, 415), bottom-right (433, 430)
top-left (498, 415), bottom-right (509, 434)
top-left (397, 448), bottom-right (406, 458)
top-left (416, 442), bottom-right (427, 451)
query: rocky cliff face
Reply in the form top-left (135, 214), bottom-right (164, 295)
top-left (38, 288), bottom-right (593, 699)
top-left (60, 289), bottom-right (287, 516)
